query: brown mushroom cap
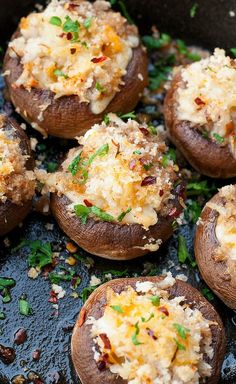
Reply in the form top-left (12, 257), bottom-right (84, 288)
top-left (0, 116), bottom-right (34, 236)
top-left (195, 190), bottom-right (236, 309)
top-left (3, 32), bottom-right (148, 139)
top-left (164, 72), bottom-right (236, 178)
top-left (71, 276), bottom-right (225, 384)
top-left (50, 184), bottom-right (184, 260)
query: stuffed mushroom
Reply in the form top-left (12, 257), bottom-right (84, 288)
top-left (195, 184), bottom-right (236, 309)
top-left (164, 48), bottom-right (236, 178)
top-left (3, 0), bottom-right (148, 138)
top-left (0, 114), bottom-right (35, 236)
top-left (38, 113), bottom-right (185, 260)
top-left (71, 273), bottom-right (225, 384)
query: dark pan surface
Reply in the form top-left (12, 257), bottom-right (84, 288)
top-left (0, 1), bottom-right (236, 383)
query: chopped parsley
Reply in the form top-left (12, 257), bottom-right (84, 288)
top-left (176, 39), bottom-right (201, 61)
top-left (27, 240), bottom-right (53, 269)
top-left (110, 305), bottom-right (124, 313)
top-left (149, 295), bottom-right (160, 306)
top-left (19, 295), bottom-right (33, 317)
top-left (80, 285), bottom-right (98, 302)
top-left (187, 180), bottom-right (216, 197)
top-left (102, 269), bottom-right (129, 277)
top-left (185, 200), bottom-right (202, 224)
top-left (68, 152), bottom-right (83, 176)
top-left (54, 69), bottom-right (68, 79)
top-left (133, 150), bottom-right (142, 155)
top-left (212, 133), bottom-right (224, 144)
top-left (162, 148), bottom-right (176, 168)
top-left (47, 162), bottom-right (58, 173)
top-left (178, 235), bottom-right (196, 267)
top-left (174, 338), bottom-right (186, 351)
top-left (132, 322), bottom-right (143, 345)
top-left (190, 3), bottom-right (199, 18)
top-left (0, 312), bottom-right (5, 320)
top-left (95, 81), bottom-right (106, 93)
top-left (0, 277), bottom-right (15, 289)
top-left (202, 287), bottom-right (214, 301)
top-left (84, 16), bottom-right (92, 29)
top-left (117, 208), bottom-right (132, 222)
top-left (87, 143), bottom-right (109, 165)
top-left (148, 125), bottom-right (157, 135)
top-left (74, 204), bottom-right (114, 224)
top-left (230, 48), bottom-right (236, 57)
top-left (143, 162), bottom-right (154, 171)
top-left (142, 33), bottom-right (171, 50)
top-left (63, 15), bottom-right (80, 33)
top-left (141, 313), bottom-right (154, 323)
top-left (118, 0), bottom-right (134, 24)
top-left (119, 111), bottom-right (136, 120)
top-left (103, 115), bottom-right (110, 125)
top-left (149, 54), bottom-right (176, 90)
top-left (49, 267), bottom-right (79, 285)
top-left (50, 16), bottom-right (62, 27)
top-left (173, 323), bottom-right (190, 339)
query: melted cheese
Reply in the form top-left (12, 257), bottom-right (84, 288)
top-left (38, 114), bottom-right (178, 228)
top-left (176, 48), bottom-right (236, 157)
top-left (9, 0), bottom-right (140, 114)
top-left (88, 275), bottom-right (213, 384)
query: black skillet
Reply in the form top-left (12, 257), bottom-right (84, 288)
top-left (0, 1), bottom-right (236, 383)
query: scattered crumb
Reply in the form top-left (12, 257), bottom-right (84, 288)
top-left (229, 10), bottom-right (235, 17)
top-left (45, 223), bottom-right (54, 231)
top-left (90, 275), bottom-right (102, 287)
top-left (30, 137), bottom-right (38, 151)
top-left (52, 284), bottom-right (66, 299)
top-left (176, 273), bottom-right (188, 282)
top-left (28, 267), bottom-right (40, 280)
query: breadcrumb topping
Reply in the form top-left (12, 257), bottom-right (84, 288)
top-left (9, 0), bottom-right (139, 114)
top-left (0, 118), bottom-right (35, 205)
top-left (88, 275), bottom-right (213, 384)
top-left (176, 48), bottom-right (236, 158)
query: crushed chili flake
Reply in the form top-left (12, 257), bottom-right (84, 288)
top-left (91, 56), bottom-right (107, 63)
top-left (225, 121), bottom-right (234, 135)
top-left (194, 97), bottom-right (206, 106)
top-left (14, 328), bottom-right (27, 345)
top-left (139, 127), bottom-right (149, 136)
top-left (70, 48), bottom-right (76, 55)
top-left (146, 327), bottom-right (157, 340)
top-left (48, 290), bottom-right (58, 304)
top-left (59, 33), bottom-right (66, 38)
top-left (32, 349), bottom-right (41, 361)
top-left (99, 333), bottom-right (111, 349)
top-left (78, 308), bottom-right (86, 327)
top-left (84, 199), bottom-right (93, 207)
top-left (159, 189), bottom-right (164, 197)
top-left (97, 360), bottom-right (106, 371)
top-left (141, 176), bottom-right (156, 186)
top-left (158, 306), bottom-right (169, 316)
top-left (67, 32), bottom-right (73, 40)
top-left (67, 3), bottom-right (78, 11)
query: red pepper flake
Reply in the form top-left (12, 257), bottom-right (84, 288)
top-left (70, 48), bottom-right (76, 55)
top-left (91, 56), bottom-right (107, 63)
top-left (168, 207), bottom-right (180, 218)
top-left (159, 189), bottom-right (164, 197)
top-left (194, 97), bottom-right (206, 106)
top-left (84, 199), bottom-right (93, 207)
top-left (225, 121), bottom-right (234, 135)
top-left (14, 328), bottom-right (27, 345)
top-left (141, 176), bottom-right (156, 186)
top-left (68, 3), bottom-right (78, 10)
top-left (97, 360), bottom-right (106, 371)
top-left (158, 306), bottom-right (169, 316)
top-left (146, 328), bottom-right (157, 340)
top-left (59, 33), bottom-right (66, 38)
top-left (67, 32), bottom-right (73, 40)
top-left (48, 290), bottom-right (58, 304)
top-left (139, 127), bottom-right (149, 136)
top-left (78, 308), bottom-right (86, 327)
top-left (99, 333), bottom-right (111, 349)
top-left (129, 159), bottom-right (136, 170)
top-left (111, 139), bottom-right (119, 147)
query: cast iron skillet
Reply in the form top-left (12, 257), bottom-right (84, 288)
top-left (0, 1), bottom-right (236, 384)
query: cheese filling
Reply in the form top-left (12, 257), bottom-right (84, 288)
top-left (8, 0), bottom-right (140, 114)
top-left (209, 185), bottom-right (236, 283)
top-left (0, 117), bottom-right (35, 205)
top-left (38, 114), bottom-right (179, 228)
top-left (176, 48), bottom-right (236, 158)
top-left (88, 275), bottom-right (213, 384)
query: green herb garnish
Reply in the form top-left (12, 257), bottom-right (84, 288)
top-left (185, 199), bottom-right (202, 224)
top-left (132, 322), bottom-right (143, 345)
top-left (63, 15), bottom-right (80, 33)
top-left (47, 162), bottom-right (58, 173)
top-left (103, 269), bottom-right (129, 277)
top-left (202, 287), bottom-right (214, 301)
top-left (54, 69), bottom-right (68, 79)
top-left (0, 312), bottom-right (5, 320)
top-left (50, 16), bottom-right (62, 27)
top-left (110, 305), bottom-right (124, 313)
top-left (148, 54), bottom-right (176, 90)
top-left (103, 115), bottom-right (110, 125)
top-left (68, 152), bottom-right (83, 176)
top-left (80, 285), bottom-right (98, 302)
top-left (174, 338), bottom-right (186, 350)
top-left (86, 143), bottom-right (109, 166)
top-left (149, 295), bottom-right (160, 306)
top-left (117, 208), bottom-right (132, 222)
top-left (141, 313), bottom-right (154, 323)
top-left (84, 16), bottom-right (92, 29)
top-left (190, 3), bottom-right (199, 18)
top-left (187, 180), bottom-right (215, 197)
top-left (212, 133), bottom-right (224, 144)
top-left (74, 204), bottom-right (114, 224)
top-left (173, 323), bottom-right (190, 339)
top-left (162, 148), bottom-right (176, 167)
top-left (176, 39), bottom-right (201, 61)
top-left (143, 163), bottom-right (153, 171)
top-left (119, 111), bottom-right (136, 120)
top-left (178, 235), bottom-right (196, 267)
top-left (27, 240), bottom-right (53, 269)
top-left (19, 296), bottom-right (33, 317)
top-left (96, 81), bottom-right (106, 93)
top-left (149, 125), bottom-right (157, 135)
top-left (118, 0), bottom-right (134, 24)
top-left (0, 277), bottom-right (15, 289)
top-left (142, 33), bottom-right (171, 50)
top-left (133, 150), bottom-right (142, 155)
